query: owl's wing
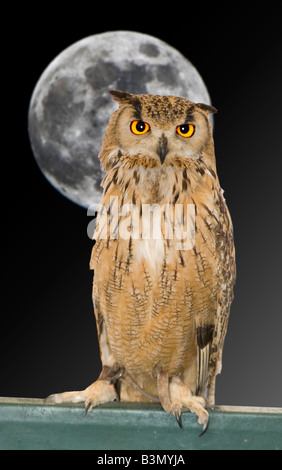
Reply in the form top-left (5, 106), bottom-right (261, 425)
top-left (193, 188), bottom-right (236, 402)
top-left (90, 241), bottom-right (117, 372)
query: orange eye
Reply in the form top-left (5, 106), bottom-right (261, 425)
top-left (176, 124), bottom-right (195, 138)
top-left (130, 120), bottom-right (150, 135)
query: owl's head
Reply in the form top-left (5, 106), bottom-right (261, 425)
top-left (100, 90), bottom-right (217, 171)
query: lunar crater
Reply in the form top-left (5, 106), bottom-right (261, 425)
top-left (139, 42), bottom-right (160, 58)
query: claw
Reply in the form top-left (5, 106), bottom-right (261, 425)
top-left (172, 404), bottom-right (182, 429)
top-left (174, 410), bottom-right (182, 429)
top-left (84, 400), bottom-right (93, 415)
top-left (199, 415), bottom-right (209, 437)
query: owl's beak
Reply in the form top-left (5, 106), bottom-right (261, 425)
top-left (157, 134), bottom-right (168, 164)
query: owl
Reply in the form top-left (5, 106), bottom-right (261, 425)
top-left (47, 90), bottom-right (236, 435)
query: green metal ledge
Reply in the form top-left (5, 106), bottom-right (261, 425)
top-left (0, 397), bottom-right (281, 450)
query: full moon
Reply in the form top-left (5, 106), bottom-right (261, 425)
top-left (28, 31), bottom-right (211, 209)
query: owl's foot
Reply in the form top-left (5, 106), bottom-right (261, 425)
top-left (44, 379), bottom-right (119, 413)
top-left (169, 377), bottom-right (209, 436)
top-left (157, 372), bottom-right (209, 436)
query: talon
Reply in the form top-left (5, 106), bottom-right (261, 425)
top-left (174, 409), bottom-right (182, 429)
top-left (84, 400), bottom-right (93, 415)
top-left (199, 416), bottom-right (209, 437)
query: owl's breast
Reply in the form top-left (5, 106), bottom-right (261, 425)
top-left (92, 230), bottom-right (218, 377)
top-left (134, 238), bottom-right (165, 276)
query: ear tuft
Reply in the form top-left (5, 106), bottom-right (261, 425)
top-left (109, 90), bottom-right (133, 104)
top-left (196, 103), bottom-right (218, 114)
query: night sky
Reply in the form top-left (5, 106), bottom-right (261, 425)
top-left (2, 7), bottom-right (281, 408)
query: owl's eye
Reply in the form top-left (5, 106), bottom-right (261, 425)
top-left (176, 124), bottom-right (195, 138)
top-left (130, 120), bottom-right (150, 135)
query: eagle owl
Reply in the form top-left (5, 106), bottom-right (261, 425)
top-left (47, 90), bottom-right (236, 435)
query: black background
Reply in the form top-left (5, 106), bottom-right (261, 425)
top-left (2, 6), bottom-right (281, 407)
